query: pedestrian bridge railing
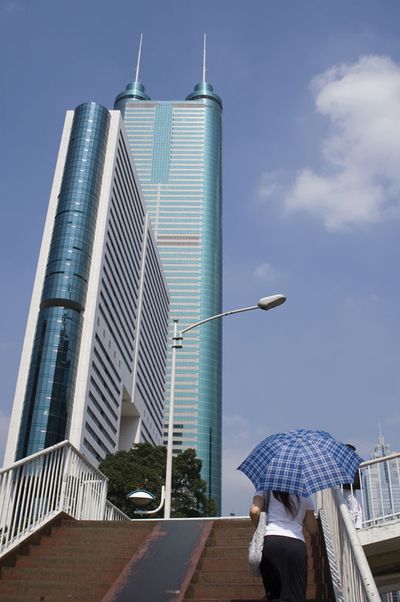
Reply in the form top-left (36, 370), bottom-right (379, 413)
top-left (358, 452), bottom-right (400, 528)
top-left (0, 440), bottom-right (129, 559)
top-left (316, 488), bottom-right (380, 601)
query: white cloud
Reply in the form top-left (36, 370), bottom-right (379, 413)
top-left (253, 261), bottom-right (280, 284)
top-left (261, 55), bottom-right (400, 231)
top-left (257, 170), bottom-right (284, 200)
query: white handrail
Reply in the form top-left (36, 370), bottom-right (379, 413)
top-left (0, 441), bottom-right (129, 559)
top-left (316, 488), bottom-right (380, 601)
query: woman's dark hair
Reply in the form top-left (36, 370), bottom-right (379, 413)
top-left (273, 491), bottom-right (299, 517)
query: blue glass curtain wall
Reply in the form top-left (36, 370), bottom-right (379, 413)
top-left (193, 95), bottom-right (223, 509)
top-left (16, 103), bottom-right (110, 459)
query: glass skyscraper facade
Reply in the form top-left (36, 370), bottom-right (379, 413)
top-left (114, 78), bottom-right (223, 508)
top-left (5, 103), bottom-right (169, 467)
top-left (363, 435), bottom-right (400, 524)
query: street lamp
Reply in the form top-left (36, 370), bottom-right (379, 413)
top-left (164, 293), bottom-right (286, 518)
top-left (127, 486), bottom-right (166, 516)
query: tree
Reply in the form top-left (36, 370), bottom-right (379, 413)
top-left (99, 443), bottom-right (216, 518)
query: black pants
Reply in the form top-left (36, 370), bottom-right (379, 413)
top-left (260, 535), bottom-right (307, 602)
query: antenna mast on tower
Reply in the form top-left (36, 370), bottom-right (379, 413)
top-left (202, 33), bottom-right (207, 82)
top-left (135, 33), bottom-right (143, 83)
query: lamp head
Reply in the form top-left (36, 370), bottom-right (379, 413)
top-left (126, 489), bottom-right (156, 507)
top-left (257, 294), bottom-right (286, 311)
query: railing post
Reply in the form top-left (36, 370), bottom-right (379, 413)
top-left (59, 444), bottom-right (72, 513)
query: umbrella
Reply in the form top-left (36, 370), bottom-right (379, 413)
top-left (237, 429), bottom-right (363, 497)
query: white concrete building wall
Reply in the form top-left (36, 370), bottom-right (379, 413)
top-left (4, 108), bottom-right (169, 468)
top-left (4, 113), bottom-right (74, 466)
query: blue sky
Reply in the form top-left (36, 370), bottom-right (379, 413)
top-left (1, 0), bottom-right (400, 515)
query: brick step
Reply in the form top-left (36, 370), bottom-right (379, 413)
top-left (184, 583), bottom-right (265, 599)
top-left (34, 533), bottom-right (146, 548)
top-left (198, 555), bottom-right (322, 572)
top-left (198, 557), bottom-right (250, 571)
top-left (57, 521), bottom-right (153, 532)
top-left (15, 552), bottom-right (132, 569)
top-left (59, 520), bottom-right (146, 528)
top-left (201, 546), bottom-right (250, 559)
top-left (0, 596), bottom-right (102, 602)
top-left (0, 578), bottom-right (107, 598)
top-left (191, 568), bottom-right (318, 585)
top-left (205, 537), bottom-right (250, 548)
top-left (50, 527), bottom-right (149, 539)
top-left (212, 520), bottom-right (251, 528)
top-left (209, 526), bottom-right (254, 536)
top-left (184, 582), bottom-right (320, 599)
top-left (1, 565), bottom-right (121, 582)
top-left (191, 570), bottom-right (266, 585)
top-left (27, 542), bottom-right (137, 558)
top-left (182, 598), bottom-right (327, 602)
top-left (48, 528), bottom-right (150, 542)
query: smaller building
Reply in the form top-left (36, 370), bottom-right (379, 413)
top-left (4, 103), bottom-right (169, 467)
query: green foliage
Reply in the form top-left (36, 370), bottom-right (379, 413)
top-left (99, 443), bottom-right (216, 518)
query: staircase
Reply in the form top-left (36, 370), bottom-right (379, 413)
top-left (182, 518), bottom-right (334, 601)
top-left (0, 516), bottom-right (333, 601)
top-left (0, 516), bottom-right (154, 601)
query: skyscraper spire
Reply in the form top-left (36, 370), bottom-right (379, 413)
top-left (186, 34), bottom-right (222, 108)
top-left (202, 33), bottom-right (207, 83)
top-left (135, 33), bottom-right (143, 83)
top-left (378, 419), bottom-right (384, 447)
top-left (114, 33), bottom-right (150, 108)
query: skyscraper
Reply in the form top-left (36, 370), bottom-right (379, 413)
top-left (362, 435), bottom-right (400, 525)
top-left (5, 102), bottom-right (169, 466)
top-left (362, 435), bottom-right (400, 602)
top-left (114, 50), bottom-right (223, 508)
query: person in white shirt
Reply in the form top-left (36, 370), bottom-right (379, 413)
top-left (342, 444), bottom-right (363, 529)
top-left (250, 490), bottom-right (318, 602)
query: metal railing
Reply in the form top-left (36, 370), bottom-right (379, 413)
top-left (358, 452), bottom-right (400, 528)
top-left (104, 500), bottom-right (131, 521)
top-left (0, 440), bottom-right (129, 558)
top-left (316, 488), bottom-right (380, 601)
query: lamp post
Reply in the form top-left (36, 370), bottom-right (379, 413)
top-left (164, 294), bottom-right (286, 519)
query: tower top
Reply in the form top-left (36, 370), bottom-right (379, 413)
top-left (114, 34), bottom-right (151, 107)
top-left (186, 35), bottom-right (222, 109)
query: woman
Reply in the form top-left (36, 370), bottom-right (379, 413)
top-left (250, 490), bottom-right (318, 602)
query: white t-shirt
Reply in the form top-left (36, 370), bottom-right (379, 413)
top-left (255, 491), bottom-right (314, 542)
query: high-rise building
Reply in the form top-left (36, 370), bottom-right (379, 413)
top-left (114, 62), bottom-right (223, 508)
top-left (4, 102), bottom-right (169, 467)
top-left (362, 435), bottom-right (400, 524)
top-left (362, 437), bottom-right (400, 602)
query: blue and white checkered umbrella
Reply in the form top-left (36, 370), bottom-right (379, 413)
top-left (237, 429), bottom-right (363, 496)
